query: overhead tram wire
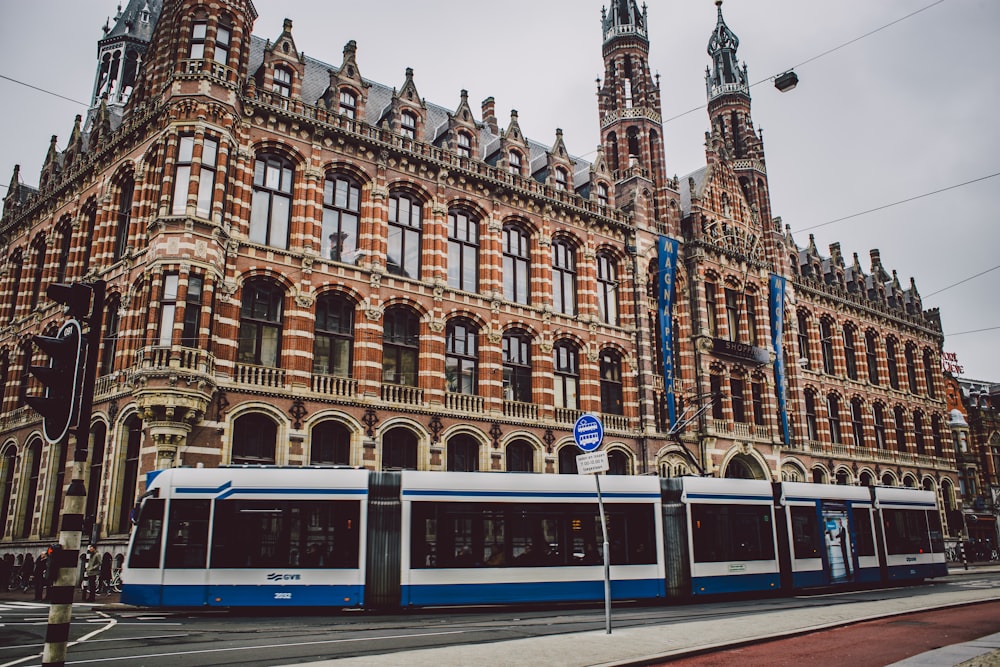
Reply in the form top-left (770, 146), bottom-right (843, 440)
top-left (924, 264), bottom-right (1000, 299)
top-left (0, 73), bottom-right (89, 108)
top-left (661, 0), bottom-right (948, 125)
top-left (944, 326), bottom-right (1000, 338)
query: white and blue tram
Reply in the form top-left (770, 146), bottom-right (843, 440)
top-left (121, 467), bottom-right (947, 609)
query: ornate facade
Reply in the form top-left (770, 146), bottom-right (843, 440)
top-left (0, 0), bottom-right (955, 557)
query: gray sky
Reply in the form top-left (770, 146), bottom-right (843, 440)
top-left (1, 0), bottom-right (997, 381)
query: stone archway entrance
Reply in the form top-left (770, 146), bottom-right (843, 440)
top-left (723, 453), bottom-right (767, 480)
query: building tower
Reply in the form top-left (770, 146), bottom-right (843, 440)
top-left (91, 1), bottom-right (164, 110)
top-left (598, 0), bottom-right (675, 232)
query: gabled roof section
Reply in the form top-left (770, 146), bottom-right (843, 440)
top-left (101, 0), bottom-right (163, 44)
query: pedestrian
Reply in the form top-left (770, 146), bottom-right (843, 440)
top-left (84, 546), bottom-right (101, 602)
top-left (33, 552), bottom-right (47, 601)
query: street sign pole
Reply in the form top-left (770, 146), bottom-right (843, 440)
top-left (573, 414), bottom-right (611, 635)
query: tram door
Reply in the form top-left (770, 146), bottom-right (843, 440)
top-left (821, 504), bottom-right (854, 584)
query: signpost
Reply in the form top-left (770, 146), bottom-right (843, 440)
top-left (573, 414), bottom-right (611, 634)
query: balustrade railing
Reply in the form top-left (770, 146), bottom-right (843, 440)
top-left (503, 400), bottom-right (538, 420)
top-left (311, 374), bottom-right (357, 398)
top-left (381, 384), bottom-right (424, 406)
top-left (554, 407), bottom-right (583, 425)
top-left (444, 392), bottom-right (485, 414)
top-left (234, 363), bottom-right (287, 389)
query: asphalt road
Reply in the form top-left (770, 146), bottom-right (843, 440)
top-left (0, 572), bottom-right (997, 666)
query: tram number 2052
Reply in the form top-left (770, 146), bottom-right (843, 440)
top-left (274, 592), bottom-right (293, 600)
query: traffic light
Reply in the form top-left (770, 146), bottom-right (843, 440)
top-left (46, 282), bottom-right (94, 319)
top-left (25, 319), bottom-right (85, 444)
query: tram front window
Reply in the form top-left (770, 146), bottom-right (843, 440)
top-left (129, 499), bottom-right (165, 569)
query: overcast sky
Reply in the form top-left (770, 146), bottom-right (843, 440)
top-left (0, 0), bottom-right (996, 381)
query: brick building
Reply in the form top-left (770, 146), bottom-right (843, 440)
top-left (0, 0), bottom-right (956, 556)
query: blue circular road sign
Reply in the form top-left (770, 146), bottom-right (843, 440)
top-left (573, 414), bottom-right (604, 452)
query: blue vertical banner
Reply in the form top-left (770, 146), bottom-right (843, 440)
top-left (658, 236), bottom-right (680, 429)
top-left (769, 273), bottom-right (791, 445)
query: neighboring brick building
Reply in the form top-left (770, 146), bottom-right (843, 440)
top-left (0, 0), bottom-right (956, 556)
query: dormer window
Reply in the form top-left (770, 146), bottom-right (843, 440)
top-left (214, 25), bottom-right (231, 64)
top-left (456, 132), bottom-right (472, 158)
top-left (597, 182), bottom-right (609, 205)
top-left (189, 20), bottom-right (207, 59)
top-left (508, 150), bottom-right (523, 176)
top-left (339, 89), bottom-right (357, 119)
top-left (554, 167), bottom-right (568, 191)
top-left (400, 111), bottom-right (417, 139)
top-left (273, 67), bottom-right (291, 97)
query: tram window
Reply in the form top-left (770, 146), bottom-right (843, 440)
top-left (211, 500), bottom-right (360, 569)
top-left (789, 506), bottom-right (820, 559)
top-left (129, 499), bottom-right (165, 569)
top-left (691, 504), bottom-right (775, 563)
top-left (926, 510), bottom-right (944, 553)
top-left (882, 509), bottom-right (931, 555)
top-left (165, 500), bottom-right (210, 568)
top-left (852, 507), bottom-right (876, 557)
top-left (410, 502), bottom-right (655, 568)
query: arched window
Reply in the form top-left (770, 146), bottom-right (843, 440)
top-left (553, 340), bottom-right (579, 410)
top-left (447, 208), bottom-right (479, 292)
top-left (447, 435), bottom-right (479, 472)
top-left (873, 403), bottom-right (887, 449)
top-left (796, 311), bottom-right (811, 369)
top-left (445, 318), bottom-right (478, 395)
top-left (232, 413), bottom-right (277, 465)
top-left (502, 223), bottom-right (530, 305)
top-left (250, 154), bottom-right (293, 249)
top-left (272, 66), bottom-right (292, 97)
top-left (931, 414), bottom-right (944, 457)
top-left (506, 440), bottom-right (534, 472)
top-left (745, 292), bottom-right (758, 347)
top-left (117, 415), bottom-right (142, 534)
top-left (710, 374), bottom-right (724, 420)
top-left (865, 330), bottom-right (880, 385)
top-left (238, 280), bottom-right (283, 367)
top-left (0, 446), bottom-right (16, 539)
top-left (827, 394), bottom-right (842, 444)
top-left (0, 349), bottom-right (8, 413)
top-left (860, 471), bottom-right (874, 487)
top-left (382, 428), bottom-right (417, 470)
top-left (893, 406), bottom-right (907, 452)
top-left (804, 390), bottom-right (818, 441)
top-left (55, 221), bottom-right (72, 283)
top-left (189, 18), bottom-right (208, 58)
top-left (600, 349), bottom-right (623, 416)
top-left (173, 135), bottom-right (219, 218)
top-left (28, 236), bottom-right (46, 311)
top-left (844, 325), bottom-right (858, 380)
top-left (851, 398), bottom-right (865, 448)
top-left (214, 22), bottom-right (231, 64)
top-left (596, 251), bottom-right (619, 325)
top-left (5, 252), bottom-right (22, 322)
top-left (113, 175), bottom-right (134, 261)
top-left (913, 411), bottom-right (926, 455)
top-left (387, 191), bottom-right (422, 278)
top-left (339, 89), bottom-right (357, 118)
top-left (313, 293), bottom-right (354, 377)
top-left (835, 469), bottom-right (850, 486)
top-left (80, 203), bottom-right (97, 278)
top-left (508, 150), bottom-right (523, 176)
top-left (558, 446), bottom-right (578, 474)
top-left (905, 343), bottom-right (919, 394)
top-left (400, 110), bottom-right (417, 139)
top-left (596, 182), bottom-right (609, 206)
top-left (84, 423), bottom-right (106, 535)
top-left (731, 376), bottom-right (746, 423)
top-left (382, 307), bottom-right (419, 386)
top-left (20, 440), bottom-right (42, 538)
top-left (322, 173), bottom-right (360, 263)
top-left (886, 337), bottom-right (900, 390)
top-left (99, 294), bottom-right (121, 376)
top-left (310, 421), bottom-right (350, 465)
top-left (820, 319), bottom-right (835, 375)
top-left (455, 131), bottom-right (472, 158)
top-left (554, 167), bottom-right (568, 191)
top-left (923, 349), bottom-right (936, 398)
top-left (502, 329), bottom-right (532, 403)
top-left (607, 450), bottom-right (630, 475)
top-left (552, 238), bottom-right (577, 315)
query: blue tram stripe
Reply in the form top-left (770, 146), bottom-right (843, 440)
top-left (684, 492), bottom-right (774, 502)
top-left (174, 485), bottom-right (367, 499)
top-left (402, 490), bottom-right (660, 500)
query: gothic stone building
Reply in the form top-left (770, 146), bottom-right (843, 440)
top-left (0, 0), bottom-right (956, 556)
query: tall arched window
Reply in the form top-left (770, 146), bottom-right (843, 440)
top-left (596, 251), bottom-right (619, 325)
top-left (55, 221), bottom-right (72, 283)
top-left (447, 208), bottom-right (479, 292)
top-left (851, 398), bottom-right (865, 448)
top-left (272, 66), bottom-right (292, 97)
top-left (382, 307), bottom-right (419, 386)
top-left (865, 330), bottom-right (880, 385)
top-left (455, 131), bottom-right (472, 158)
top-left (0, 349), bottom-right (9, 412)
top-left (843, 325), bottom-right (858, 380)
top-left (84, 423), bottom-right (106, 535)
top-left (446, 319), bottom-right (478, 395)
top-left (796, 311), bottom-right (811, 369)
top-left (20, 440), bottom-right (42, 538)
top-left (310, 421), bottom-right (350, 465)
top-left (502, 329), bottom-right (532, 403)
top-left (804, 390), bottom-right (818, 441)
top-left (893, 406), bottom-right (907, 452)
top-left (238, 280), bottom-right (283, 367)
top-left (502, 223), bottom-right (531, 305)
top-left (558, 446), bottom-right (578, 474)
top-left (387, 191), bottom-right (422, 278)
top-left (313, 293), bottom-right (354, 377)
top-left (827, 395), bottom-right (842, 444)
top-left (29, 236), bottom-right (47, 310)
top-left (0, 446), bottom-right (16, 539)
top-left (553, 167), bottom-right (568, 191)
top-left (913, 411), bottom-right (926, 455)
top-left (506, 440), bottom-right (534, 472)
top-left (5, 252), bottom-right (23, 323)
top-left (100, 295), bottom-right (121, 375)
top-left (873, 403), bottom-right (887, 449)
top-left (322, 173), bottom-right (360, 263)
top-left (607, 450), bottom-right (629, 475)
top-left (553, 340), bottom-right (579, 410)
top-left (923, 349), bottom-right (936, 398)
top-left (507, 150), bottom-right (523, 176)
top-left (382, 427), bottom-right (417, 470)
top-left (339, 89), bottom-right (357, 118)
top-left (552, 238), bottom-right (577, 315)
top-left (117, 415), bottom-right (142, 534)
top-left (400, 110), bottom-right (417, 139)
top-left (931, 414), bottom-right (944, 457)
top-left (250, 154), bottom-right (293, 249)
top-left (820, 319), bottom-right (835, 375)
top-left (232, 413), bottom-right (278, 465)
top-left (113, 175), bottom-right (134, 261)
top-left (600, 349), bottom-right (623, 416)
top-left (905, 343), bottom-right (919, 394)
top-left (447, 435), bottom-right (479, 472)
top-left (886, 337), bottom-right (900, 390)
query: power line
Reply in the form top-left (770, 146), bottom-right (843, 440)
top-left (924, 264), bottom-right (1000, 299)
top-left (944, 326), bottom-right (1000, 338)
top-left (0, 74), bottom-right (88, 107)
top-left (796, 171), bottom-right (1000, 233)
top-left (662, 0), bottom-right (947, 125)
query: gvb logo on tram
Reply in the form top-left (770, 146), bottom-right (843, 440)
top-left (266, 573), bottom-right (302, 581)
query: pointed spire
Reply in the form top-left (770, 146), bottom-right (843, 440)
top-left (43, 135), bottom-right (60, 169)
top-left (505, 109), bottom-right (525, 143)
top-left (706, 0), bottom-right (749, 100)
top-left (602, 0), bottom-right (648, 44)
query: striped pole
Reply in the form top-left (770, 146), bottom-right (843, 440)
top-left (41, 281), bottom-right (104, 667)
